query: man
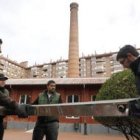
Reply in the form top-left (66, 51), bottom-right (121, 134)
top-left (0, 73), bottom-right (28, 140)
top-left (0, 39), bottom-right (2, 53)
top-left (32, 80), bottom-right (63, 140)
top-left (116, 44), bottom-right (140, 94)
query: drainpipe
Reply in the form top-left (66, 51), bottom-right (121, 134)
top-left (9, 84), bottom-right (14, 121)
top-left (10, 84), bottom-right (15, 101)
top-left (83, 84), bottom-right (87, 135)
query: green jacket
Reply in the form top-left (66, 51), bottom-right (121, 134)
top-left (33, 90), bottom-right (62, 123)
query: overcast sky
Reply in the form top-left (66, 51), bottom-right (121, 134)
top-left (0, 0), bottom-right (140, 66)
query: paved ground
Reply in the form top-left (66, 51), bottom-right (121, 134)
top-left (3, 129), bottom-right (127, 140)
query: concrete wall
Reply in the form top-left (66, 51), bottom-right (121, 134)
top-left (6, 121), bottom-right (122, 135)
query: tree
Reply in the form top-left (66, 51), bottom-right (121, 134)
top-left (95, 69), bottom-right (140, 140)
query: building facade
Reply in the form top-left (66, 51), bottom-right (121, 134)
top-left (5, 78), bottom-right (119, 135)
top-left (0, 51), bottom-right (126, 79)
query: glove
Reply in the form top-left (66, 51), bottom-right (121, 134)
top-left (14, 104), bottom-right (28, 118)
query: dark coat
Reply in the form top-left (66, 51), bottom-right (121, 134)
top-left (130, 57), bottom-right (140, 95)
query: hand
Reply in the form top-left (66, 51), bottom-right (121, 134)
top-left (15, 104), bottom-right (28, 118)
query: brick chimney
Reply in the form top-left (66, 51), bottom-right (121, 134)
top-left (68, 2), bottom-right (79, 78)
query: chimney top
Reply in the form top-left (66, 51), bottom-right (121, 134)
top-left (70, 2), bottom-right (78, 10)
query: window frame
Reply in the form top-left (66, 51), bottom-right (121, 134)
top-left (19, 94), bottom-right (31, 104)
top-left (66, 94), bottom-right (80, 119)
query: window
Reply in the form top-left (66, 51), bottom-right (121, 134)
top-left (91, 95), bottom-right (96, 101)
top-left (19, 95), bottom-right (31, 104)
top-left (43, 69), bottom-right (48, 72)
top-left (66, 95), bottom-right (79, 119)
top-left (91, 95), bottom-right (96, 119)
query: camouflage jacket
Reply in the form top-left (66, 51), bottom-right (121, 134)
top-left (0, 88), bottom-right (18, 110)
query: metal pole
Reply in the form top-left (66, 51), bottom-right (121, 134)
top-left (83, 84), bottom-right (87, 135)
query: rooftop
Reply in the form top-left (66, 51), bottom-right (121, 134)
top-left (6, 77), bottom-right (109, 85)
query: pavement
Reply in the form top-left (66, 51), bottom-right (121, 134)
top-left (3, 129), bottom-right (127, 140)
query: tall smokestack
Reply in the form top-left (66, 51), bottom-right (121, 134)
top-left (68, 2), bottom-right (79, 78)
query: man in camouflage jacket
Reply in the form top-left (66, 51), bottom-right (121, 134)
top-left (0, 73), bottom-right (28, 140)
